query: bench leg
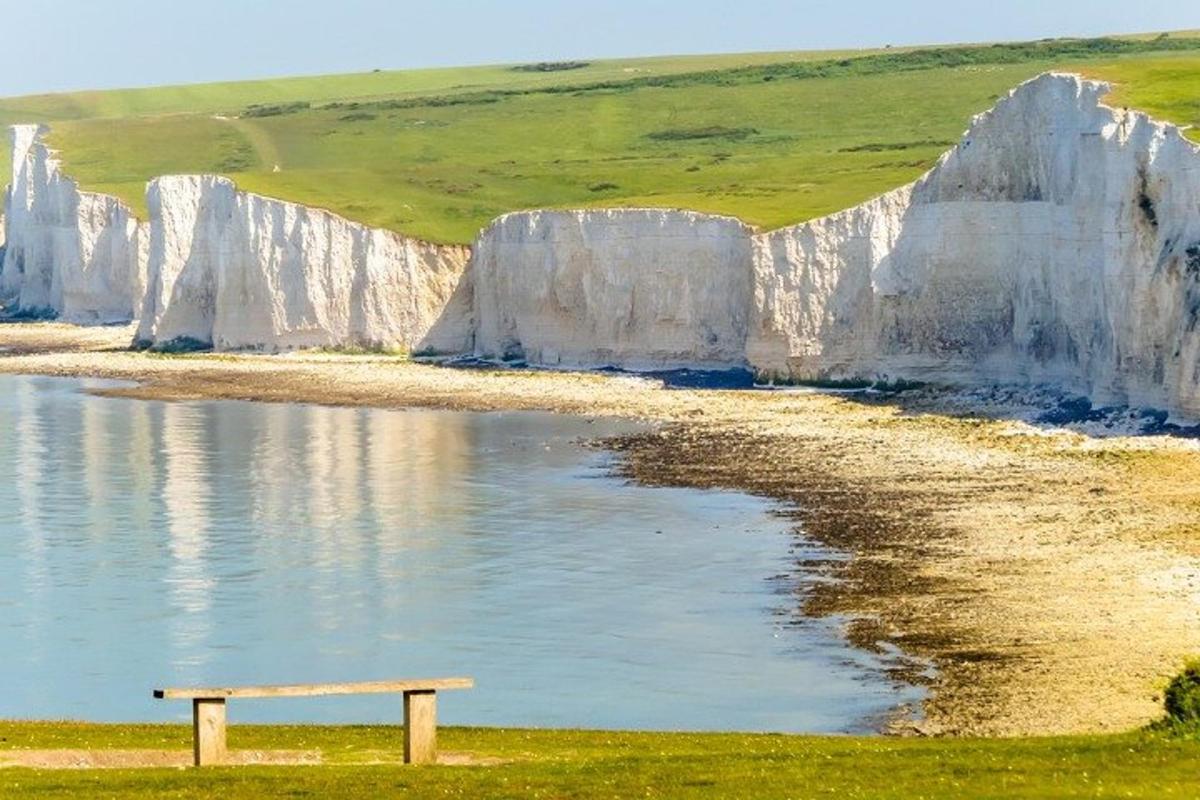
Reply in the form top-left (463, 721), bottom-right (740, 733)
top-left (192, 698), bottom-right (227, 766)
top-left (403, 690), bottom-right (437, 764)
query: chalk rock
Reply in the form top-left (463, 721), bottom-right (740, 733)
top-left (750, 73), bottom-right (1200, 416)
top-left (471, 74), bottom-right (1200, 417)
top-left (136, 175), bottom-right (472, 353)
top-left (1, 125), bottom-right (147, 321)
top-left (471, 209), bottom-right (755, 369)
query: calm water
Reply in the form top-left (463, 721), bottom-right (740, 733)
top-left (0, 374), bottom-right (916, 731)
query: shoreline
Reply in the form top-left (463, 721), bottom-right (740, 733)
top-left (2, 322), bottom-right (1200, 736)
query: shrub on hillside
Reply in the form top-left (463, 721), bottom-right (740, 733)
top-left (511, 61), bottom-right (590, 73)
top-left (242, 101), bottom-right (311, 118)
top-left (1164, 660), bottom-right (1200, 728)
top-left (647, 126), bottom-right (758, 142)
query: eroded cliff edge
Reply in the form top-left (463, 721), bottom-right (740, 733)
top-left (472, 73), bottom-right (1200, 417)
top-left (134, 175), bottom-right (472, 353)
top-left (0, 128), bottom-right (472, 354)
top-left (1, 124), bottom-right (147, 322)
top-left (4, 73), bottom-right (1200, 416)
top-left (750, 74), bottom-right (1200, 415)
top-left (471, 209), bottom-right (756, 370)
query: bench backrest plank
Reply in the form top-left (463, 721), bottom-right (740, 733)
top-left (154, 677), bottom-right (473, 700)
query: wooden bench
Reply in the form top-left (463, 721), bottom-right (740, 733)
top-left (153, 678), bottom-right (473, 766)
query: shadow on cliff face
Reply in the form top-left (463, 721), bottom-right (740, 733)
top-left (414, 256), bottom-right (476, 356)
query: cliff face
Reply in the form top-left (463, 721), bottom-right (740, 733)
top-left (135, 175), bottom-right (472, 353)
top-left (750, 74), bottom-right (1200, 414)
top-left (471, 209), bottom-right (754, 369)
top-left (1, 125), bottom-right (147, 322)
top-left (0, 129), bottom-right (470, 353)
top-left (470, 74), bottom-right (1200, 416)
top-left (6, 73), bottom-right (1200, 416)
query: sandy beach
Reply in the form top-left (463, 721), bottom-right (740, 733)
top-left (2, 321), bottom-right (1199, 736)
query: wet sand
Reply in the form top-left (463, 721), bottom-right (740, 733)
top-left (2, 321), bottom-right (1199, 736)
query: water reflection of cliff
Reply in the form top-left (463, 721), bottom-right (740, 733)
top-left (13, 378), bottom-right (47, 663)
top-left (150, 402), bottom-right (474, 650)
top-left (241, 403), bottom-right (474, 541)
top-left (12, 388), bottom-right (476, 676)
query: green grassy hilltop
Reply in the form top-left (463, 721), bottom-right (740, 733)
top-left (1, 34), bottom-right (1198, 244)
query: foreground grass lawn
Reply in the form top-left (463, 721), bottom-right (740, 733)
top-left (1, 722), bottom-right (1198, 798)
top-left (3, 34), bottom-right (1196, 243)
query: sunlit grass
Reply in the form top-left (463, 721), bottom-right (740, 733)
top-left (1083, 54), bottom-right (1200, 142)
top-left (2, 721), bottom-right (1199, 798)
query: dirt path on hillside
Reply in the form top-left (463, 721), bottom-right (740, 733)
top-left (219, 115), bottom-right (284, 172)
top-left (2, 322), bottom-right (1199, 736)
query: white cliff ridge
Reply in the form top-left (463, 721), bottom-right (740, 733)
top-left (0, 129), bottom-right (471, 353)
top-left (748, 73), bottom-right (1200, 415)
top-left (1, 124), bottom-right (147, 322)
top-left (471, 209), bottom-right (755, 370)
top-left (5, 73), bottom-right (1200, 417)
top-left (135, 175), bottom-right (472, 353)
top-left (473, 73), bottom-right (1200, 417)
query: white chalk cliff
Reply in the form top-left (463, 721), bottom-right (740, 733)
top-left (472, 73), bottom-right (1200, 417)
top-left (748, 73), bottom-right (1200, 416)
top-left (471, 209), bottom-right (754, 370)
top-left (0, 128), bottom-right (471, 353)
top-left (5, 73), bottom-right (1200, 416)
top-left (1, 124), bottom-right (147, 322)
top-left (135, 176), bottom-right (471, 353)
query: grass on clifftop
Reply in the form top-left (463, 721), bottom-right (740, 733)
top-left (2, 722), bottom-right (1200, 798)
top-left (2, 34), bottom-right (1199, 244)
top-left (1083, 53), bottom-right (1200, 133)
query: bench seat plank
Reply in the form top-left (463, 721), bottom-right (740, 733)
top-left (154, 677), bottom-right (473, 700)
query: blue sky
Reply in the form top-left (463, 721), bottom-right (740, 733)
top-left (3, 0), bottom-right (1195, 96)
